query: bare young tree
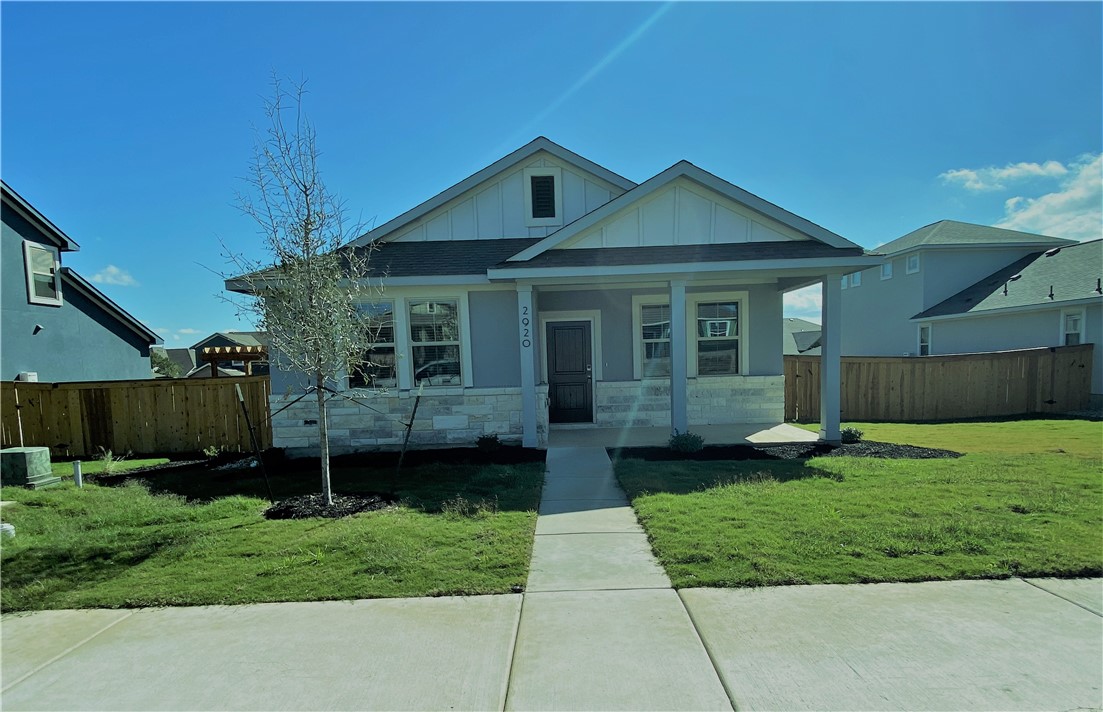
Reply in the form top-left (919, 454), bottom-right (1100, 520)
top-left (225, 77), bottom-right (381, 506)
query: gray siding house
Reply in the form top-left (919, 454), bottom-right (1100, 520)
top-left (1, 182), bottom-right (161, 382)
top-left (839, 221), bottom-right (1102, 404)
top-left (232, 138), bottom-right (878, 451)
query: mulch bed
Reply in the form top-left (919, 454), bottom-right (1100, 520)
top-left (263, 493), bottom-right (397, 520)
top-left (330, 446), bottom-right (545, 468)
top-left (609, 441), bottom-right (962, 462)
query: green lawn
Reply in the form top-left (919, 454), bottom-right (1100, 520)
top-left (616, 419), bottom-right (1102, 588)
top-left (1, 459), bottom-right (543, 612)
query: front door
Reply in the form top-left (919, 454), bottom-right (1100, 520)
top-left (546, 321), bottom-right (593, 423)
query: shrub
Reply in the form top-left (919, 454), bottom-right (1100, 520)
top-left (476, 434), bottom-right (502, 453)
top-left (669, 430), bottom-right (704, 453)
top-left (841, 427), bottom-right (864, 444)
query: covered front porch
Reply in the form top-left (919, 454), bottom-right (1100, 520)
top-left (547, 422), bottom-right (818, 448)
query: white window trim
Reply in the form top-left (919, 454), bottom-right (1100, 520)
top-left (405, 296), bottom-right (471, 389)
top-left (632, 291), bottom-right (749, 379)
top-left (690, 291), bottom-right (749, 378)
top-left (1060, 308), bottom-right (1085, 347)
top-left (906, 254), bottom-right (920, 275)
top-left (917, 323), bottom-right (932, 356)
top-left (850, 271), bottom-right (862, 287)
top-left (881, 261), bottom-right (893, 280)
top-left (23, 240), bottom-right (63, 306)
top-left (523, 166), bottom-right (563, 228)
top-left (345, 300), bottom-right (397, 391)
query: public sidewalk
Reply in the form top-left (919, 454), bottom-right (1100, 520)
top-left (2, 445), bottom-right (1101, 711)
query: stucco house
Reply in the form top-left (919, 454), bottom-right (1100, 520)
top-left (1, 181), bottom-right (161, 382)
top-left (234, 138), bottom-right (878, 451)
top-left (839, 220), bottom-right (1102, 405)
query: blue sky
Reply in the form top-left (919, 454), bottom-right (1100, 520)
top-left (3, 2), bottom-right (1100, 339)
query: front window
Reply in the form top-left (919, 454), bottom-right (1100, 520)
top-left (881, 262), bottom-right (893, 280)
top-left (409, 300), bottom-right (461, 386)
top-left (906, 254), bottom-right (920, 274)
top-left (850, 271), bottom-right (862, 287)
top-left (349, 302), bottom-right (396, 389)
top-left (1063, 311), bottom-right (1083, 346)
top-left (696, 301), bottom-right (739, 375)
top-left (640, 304), bottom-right (671, 377)
top-left (918, 324), bottom-right (931, 356)
top-left (24, 241), bottom-right (62, 306)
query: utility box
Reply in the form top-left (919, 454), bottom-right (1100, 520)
top-left (1, 447), bottom-right (61, 488)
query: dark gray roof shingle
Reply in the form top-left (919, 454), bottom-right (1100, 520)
top-left (495, 241), bottom-right (865, 270)
top-left (347, 238), bottom-right (543, 277)
top-left (914, 239), bottom-right (1103, 319)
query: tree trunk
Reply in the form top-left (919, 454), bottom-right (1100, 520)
top-left (316, 372), bottom-right (333, 506)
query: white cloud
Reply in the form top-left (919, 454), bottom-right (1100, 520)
top-left (995, 153), bottom-right (1102, 241)
top-left (940, 160), bottom-right (1068, 191)
top-left (177, 328), bottom-right (202, 335)
top-left (783, 284), bottom-right (822, 321)
top-left (89, 265), bottom-right (139, 287)
top-left (172, 334), bottom-right (181, 341)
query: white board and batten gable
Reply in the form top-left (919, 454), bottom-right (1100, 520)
top-left (350, 138), bottom-right (635, 246)
top-left (508, 161), bottom-right (857, 262)
top-left (561, 177), bottom-right (807, 250)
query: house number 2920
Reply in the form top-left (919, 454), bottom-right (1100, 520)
top-left (520, 306), bottom-right (531, 348)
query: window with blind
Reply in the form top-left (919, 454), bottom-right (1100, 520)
top-left (348, 302), bottom-right (396, 389)
top-left (409, 300), bottom-right (462, 386)
top-left (24, 241), bottom-right (62, 306)
top-left (696, 301), bottom-right (739, 375)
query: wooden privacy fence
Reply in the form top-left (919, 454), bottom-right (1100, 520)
top-left (785, 344), bottom-right (1094, 422)
top-left (1, 376), bottom-right (272, 458)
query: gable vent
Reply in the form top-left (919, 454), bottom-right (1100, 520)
top-left (530, 175), bottom-right (556, 218)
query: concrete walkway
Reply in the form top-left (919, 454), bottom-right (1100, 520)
top-left (2, 446), bottom-right (1101, 710)
top-left (505, 446), bottom-right (731, 710)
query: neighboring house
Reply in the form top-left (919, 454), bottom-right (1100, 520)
top-left (783, 317), bottom-right (821, 356)
top-left (165, 347), bottom-right (197, 375)
top-left (188, 331), bottom-right (269, 376)
top-left (229, 137), bottom-right (877, 451)
top-left (1, 181), bottom-right (161, 382)
top-left (840, 221), bottom-right (1102, 404)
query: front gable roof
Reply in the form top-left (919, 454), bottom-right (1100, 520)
top-left (348, 137), bottom-right (635, 247)
top-left (877, 220), bottom-right (1076, 256)
top-left (508, 161), bottom-right (859, 262)
top-left (1, 181), bottom-right (81, 252)
top-left (913, 239), bottom-right (1103, 320)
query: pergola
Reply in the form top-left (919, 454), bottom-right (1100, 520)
top-left (199, 345), bottom-right (268, 377)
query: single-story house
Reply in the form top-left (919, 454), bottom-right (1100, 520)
top-left (229, 138), bottom-right (878, 451)
top-left (1, 181), bottom-right (161, 382)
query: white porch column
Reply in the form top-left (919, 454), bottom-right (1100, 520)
top-left (819, 274), bottom-right (842, 444)
top-left (669, 279), bottom-right (688, 434)
top-left (516, 285), bottom-right (538, 448)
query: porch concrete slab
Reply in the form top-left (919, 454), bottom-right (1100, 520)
top-left (526, 532), bottom-right (670, 592)
top-left (548, 423), bottom-right (818, 448)
top-left (506, 589), bottom-right (732, 711)
top-left (680, 579), bottom-right (1103, 711)
top-left (1, 595), bottom-right (521, 711)
top-left (535, 501), bottom-right (643, 534)
top-left (744, 422), bottom-right (819, 444)
top-left (1024, 576), bottom-right (1103, 614)
top-left (1, 609), bottom-right (135, 690)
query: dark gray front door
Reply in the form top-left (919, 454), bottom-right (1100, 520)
top-left (547, 321), bottom-right (592, 423)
